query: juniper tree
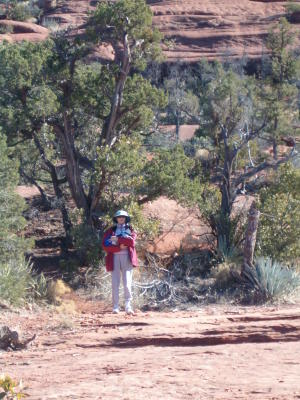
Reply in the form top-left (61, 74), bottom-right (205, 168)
top-left (262, 17), bottom-right (300, 160)
top-left (0, 132), bottom-right (30, 263)
top-left (0, 0), bottom-right (200, 258)
top-left (257, 163), bottom-right (300, 261)
top-left (0, 1), bottom-right (167, 226)
top-left (192, 63), bottom-right (297, 254)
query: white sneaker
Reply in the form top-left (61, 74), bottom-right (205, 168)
top-left (125, 307), bottom-right (134, 315)
top-left (113, 307), bottom-right (120, 314)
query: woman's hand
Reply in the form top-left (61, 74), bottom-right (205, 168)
top-left (110, 235), bottom-right (118, 245)
top-left (120, 244), bottom-right (127, 249)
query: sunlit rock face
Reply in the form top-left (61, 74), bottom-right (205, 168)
top-left (2, 1), bottom-right (295, 62)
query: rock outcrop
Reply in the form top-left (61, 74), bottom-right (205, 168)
top-left (143, 196), bottom-right (212, 256)
top-left (0, 20), bottom-right (49, 42)
top-left (151, 0), bottom-right (290, 61)
top-left (1, 1), bottom-right (295, 62)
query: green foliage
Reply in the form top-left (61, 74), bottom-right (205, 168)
top-left (70, 221), bottom-right (102, 268)
top-left (193, 61), bottom-right (264, 166)
top-left (284, 2), bottom-right (300, 22)
top-left (0, 33), bottom-right (167, 232)
top-left (246, 257), bottom-right (300, 303)
top-left (121, 74), bottom-right (167, 132)
top-left (126, 202), bottom-right (160, 243)
top-left (0, 132), bottom-right (39, 305)
top-left (197, 180), bottom-right (221, 221)
top-left (0, 0), bottom-right (41, 21)
top-left (163, 65), bottom-right (199, 131)
top-left (93, 136), bottom-right (198, 238)
top-left (0, 258), bottom-right (46, 305)
top-left (215, 235), bottom-right (241, 265)
top-left (0, 133), bottom-right (31, 263)
top-left (0, 40), bottom-right (54, 142)
top-left (257, 163), bottom-right (300, 261)
top-left (285, 2), bottom-right (300, 13)
top-left (263, 18), bottom-right (300, 145)
top-left (0, 374), bottom-right (25, 399)
top-left (142, 145), bottom-right (201, 205)
top-left (186, 34), bottom-right (299, 258)
top-left (88, 0), bottom-right (163, 69)
top-left (0, 23), bottom-right (13, 34)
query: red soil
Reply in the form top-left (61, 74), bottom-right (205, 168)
top-left (1, 296), bottom-right (300, 399)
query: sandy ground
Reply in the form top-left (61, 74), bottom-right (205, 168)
top-left (1, 297), bottom-right (300, 400)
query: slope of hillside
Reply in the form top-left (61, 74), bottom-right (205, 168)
top-left (0, 0), bottom-right (294, 62)
top-left (151, 0), bottom-right (289, 61)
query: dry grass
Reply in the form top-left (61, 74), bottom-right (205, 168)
top-left (47, 279), bottom-right (72, 305)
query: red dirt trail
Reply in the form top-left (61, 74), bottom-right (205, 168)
top-left (1, 297), bottom-right (300, 399)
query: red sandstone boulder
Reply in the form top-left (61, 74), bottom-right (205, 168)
top-left (0, 20), bottom-right (48, 42)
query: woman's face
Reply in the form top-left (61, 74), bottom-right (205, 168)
top-left (116, 216), bottom-right (126, 224)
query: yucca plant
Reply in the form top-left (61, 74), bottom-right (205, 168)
top-left (242, 257), bottom-right (300, 303)
top-left (216, 235), bottom-right (242, 264)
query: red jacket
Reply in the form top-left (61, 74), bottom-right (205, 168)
top-left (102, 227), bottom-right (138, 272)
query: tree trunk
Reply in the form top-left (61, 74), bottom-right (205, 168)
top-left (19, 167), bottom-right (51, 210)
top-left (50, 168), bottom-right (73, 250)
top-left (219, 127), bottom-right (235, 250)
top-left (100, 33), bottom-right (130, 147)
top-left (55, 115), bottom-right (89, 218)
top-left (273, 116), bottom-right (278, 161)
top-left (175, 110), bottom-right (180, 142)
top-left (91, 33), bottom-right (131, 214)
top-left (33, 133), bottom-right (73, 250)
top-left (242, 200), bottom-right (260, 269)
top-left (272, 138), bottom-right (278, 161)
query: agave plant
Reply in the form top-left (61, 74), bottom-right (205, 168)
top-left (216, 235), bottom-right (242, 265)
top-left (243, 257), bottom-right (300, 302)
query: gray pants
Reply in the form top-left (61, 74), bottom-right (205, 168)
top-left (112, 252), bottom-right (133, 308)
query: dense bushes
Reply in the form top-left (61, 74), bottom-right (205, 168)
top-left (0, 133), bottom-right (30, 263)
top-left (0, 132), bottom-right (45, 305)
top-left (0, 1), bottom-right (299, 307)
top-left (257, 164), bottom-right (300, 261)
top-left (0, 259), bottom-right (47, 305)
top-left (0, 0), bottom-right (42, 22)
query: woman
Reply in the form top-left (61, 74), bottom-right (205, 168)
top-left (102, 210), bottom-right (138, 314)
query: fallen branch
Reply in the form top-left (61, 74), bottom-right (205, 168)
top-left (0, 326), bottom-right (36, 351)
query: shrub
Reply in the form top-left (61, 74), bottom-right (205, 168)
top-left (80, 254), bottom-right (216, 310)
top-left (211, 262), bottom-right (240, 290)
top-left (0, 132), bottom-right (38, 306)
top-left (285, 2), bottom-right (300, 14)
top-left (257, 163), bottom-right (300, 261)
top-left (0, 132), bottom-right (32, 264)
top-left (0, 23), bottom-right (13, 34)
top-left (79, 263), bottom-right (112, 302)
top-left (243, 257), bottom-right (300, 303)
top-left (0, 0), bottom-right (42, 22)
top-left (0, 374), bottom-right (25, 399)
top-left (41, 16), bottom-right (60, 32)
top-left (7, 2), bottom-right (32, 21)
top-left (70, 221), bottom-right (102, 269)
top-left (0, 258), bottom-right (47, 305)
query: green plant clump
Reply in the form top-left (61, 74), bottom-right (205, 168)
top-left (246, 257), bottom-right (300, 303)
